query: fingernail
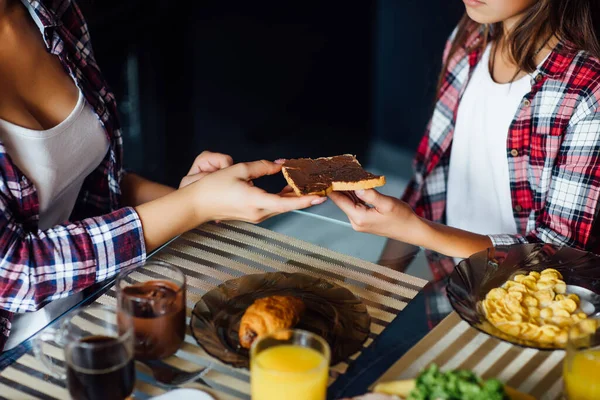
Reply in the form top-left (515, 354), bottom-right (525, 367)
top-left (355, 190), bottom-right (365, 196)
top-left (311, 197), bottom-right (327, 205)
top-left (274, 159), bottom-right (286, 164)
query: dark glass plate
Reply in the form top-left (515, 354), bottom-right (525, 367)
top-left (447, 243), bottom-right (600, 350)
top-left (190, 272), bottom-right (371, 368)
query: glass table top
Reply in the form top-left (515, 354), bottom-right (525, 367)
top-left (261, 210), bottom-right (432, 281)
top-left (0, 209), bottom-right (437, 399)
top-left (1, 209), bottom-right (432, 355)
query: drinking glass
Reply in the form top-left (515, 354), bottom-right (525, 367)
top-left (34, 304), bottom-right (135, 400)
top-left (563, 316), bottom-right (600, 399)
top-left (116, 261), bottom-right (186, 360)
top-left (251, 329), bottom-right (330, 400)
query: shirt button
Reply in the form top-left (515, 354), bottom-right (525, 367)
top-left (510, 149), bottom-right (519, 157)
top-left (514, 205), bottom-right (523, 212)
top-left (535, 73), bottom-right (543, 82)
top-left (523, 99), bottom-right (531, 107)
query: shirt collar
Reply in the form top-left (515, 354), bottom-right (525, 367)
top-left (537, 41), bottom-right (577, 79)
top-left (463, 23), bottom-right (488, 52)
top-left (21, 1), bottom-right (62, 50)
top-left (23, 0), bottom-right (61, 27)
top-left (468, 26), bottom-right (576, 81)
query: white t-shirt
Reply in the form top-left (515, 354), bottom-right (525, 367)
top-left (446, 44), bottom-right (532, 236)
top-left (0, 89), bottom-right (109, 350)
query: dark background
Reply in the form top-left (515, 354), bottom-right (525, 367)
top-left (80, 0), bottom-right (463, 191)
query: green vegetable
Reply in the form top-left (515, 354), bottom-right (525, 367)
top-left (407, 364), bottom-right (509, 400)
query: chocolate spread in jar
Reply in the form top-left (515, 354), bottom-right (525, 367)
top-left (118, 280), bottom-right (185, 360)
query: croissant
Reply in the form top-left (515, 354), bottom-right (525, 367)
top-left (238, 295), bottom-right (305, 349)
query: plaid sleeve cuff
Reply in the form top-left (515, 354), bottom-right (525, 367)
top-left (488, 233), bottom-right (528, 247)
top-left (82, 207), bottom-right (146, 282)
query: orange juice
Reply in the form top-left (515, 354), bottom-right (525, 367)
top-left (563, 350), bottom-right (600, 399)
top-left (251, 345), bottom-right (328, 400)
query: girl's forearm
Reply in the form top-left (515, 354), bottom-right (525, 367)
top-left (134, 184), bottom-right (208, 253)
top-left (392, 215), bottom-right (493, 259)
top-left (121, 173), bottom-right (176, 207)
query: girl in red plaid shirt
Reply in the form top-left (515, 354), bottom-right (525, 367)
top-left (333, 0), bottom-right (600, 328)
top-left (332, 0), bottom-right (600, 272)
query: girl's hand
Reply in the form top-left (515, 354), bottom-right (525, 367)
top-left (328, 189), bottom-right (417, 238)
top-left (192, 160), bottom-right (326, 223)
top-left (179, 151), bottom-right (234, 188)
top-left (330, 189), bottom-right (494, 258)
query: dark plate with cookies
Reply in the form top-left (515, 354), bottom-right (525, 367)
top-left (190, 272), bottom-right (371, 368)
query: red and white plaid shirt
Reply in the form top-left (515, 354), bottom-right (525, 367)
top-left (403, 27), bottom-right (600, 280)
top-left (0, 0), bottom-right (146, 350)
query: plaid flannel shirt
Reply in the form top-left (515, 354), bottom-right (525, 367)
top-left (402, 26), bottom-right (600, 283)
top-left (0, 0), bottom-right (146, 350)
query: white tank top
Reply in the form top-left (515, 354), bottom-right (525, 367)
top-left (1, 89), bottom-right (109, 350)
top-left (446, 44), bottom-right (532, 236)
top-left (0, 89), bottom-right (110, 230)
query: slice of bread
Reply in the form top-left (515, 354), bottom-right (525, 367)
top-left (281, 154), bottom-right (386, 196)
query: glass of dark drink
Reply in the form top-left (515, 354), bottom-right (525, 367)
top-left (116, 261), bottom-right (186, 360)
top-left (33, 304), bottom-right (136, 400)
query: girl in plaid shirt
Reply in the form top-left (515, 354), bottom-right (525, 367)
top-left (0, 0), bottom-right (325, 350)
top-left (332, 0), bottom-right (600, 279)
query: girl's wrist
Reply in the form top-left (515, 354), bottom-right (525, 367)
top-left (388, 210), bottom-right (427, 246)
top-left (180, 182), bottom-right (212, 226)
top-left (409, 215), bottom-right (431, 248)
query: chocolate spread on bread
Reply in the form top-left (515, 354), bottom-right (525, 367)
top-left (282, 155), bottom-right (386, 196)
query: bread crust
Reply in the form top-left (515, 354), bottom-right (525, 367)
top-left (330, 176), bottom-right (387, 191)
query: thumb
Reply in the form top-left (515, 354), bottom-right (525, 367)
top-left (354, 189), bottom-right (387, 208)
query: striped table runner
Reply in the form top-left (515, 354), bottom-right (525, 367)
top-left (374, 312), bottom-right (565, 400)
top-left (0, 221), bottom-right (427, 400)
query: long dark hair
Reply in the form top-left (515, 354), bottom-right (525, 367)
top-left (438, 0), bottom-right (600, 93)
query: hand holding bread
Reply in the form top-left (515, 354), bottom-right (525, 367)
top-left (329, 188), bottom-right (417, 239)
top-left (190, 160), bottom-right (326, 224)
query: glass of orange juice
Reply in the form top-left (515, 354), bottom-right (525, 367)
top-left (563, 316), bottom-right (600, 399)
top-left (251, 329), bottom-right (330, 400)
